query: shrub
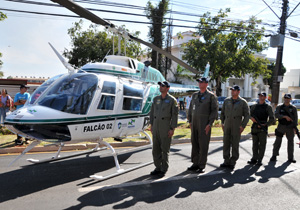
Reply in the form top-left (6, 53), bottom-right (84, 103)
top-left (0, 127), bottom-right (14, 135)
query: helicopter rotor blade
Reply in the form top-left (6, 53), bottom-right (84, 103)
top-left (51, 0), bottom-right (199, 75)
top-left (48, 42), bottom-right (76, 73)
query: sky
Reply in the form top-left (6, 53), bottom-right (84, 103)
top-left (0, 0), bottom-right (300, 79)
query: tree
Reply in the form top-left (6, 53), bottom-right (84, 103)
top-left (0, 12), bottom-right (7, 70)
top-left (63, 20), bottom-right (143, 68)
top-left (145, 0), bottom-right (169, 72)
top-left (169, 64), bottom-right (194, 84)
top-left (182, 9), bottom-right (271, 96)
top-left (265, 62), bottom-right (286, 90)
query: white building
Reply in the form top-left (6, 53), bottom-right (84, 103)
top-left (167, 31), bottom-right (199, 85)
top-left (279, 68), bottom-right (300, 102)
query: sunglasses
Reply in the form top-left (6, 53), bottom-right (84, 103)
top-left (160, 84), bottom-right (169, 87)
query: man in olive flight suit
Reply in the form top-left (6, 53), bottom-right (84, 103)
top-left (248, 92), bottom-right (274, 166)
top-left (150, 81), bottom-right (178, 177)
top-left (187, 77), bottom-right (218, 173)
top-left (220, 85), bottom-right (250, 169)
top-left (270, 93), bottom-right (298, 163)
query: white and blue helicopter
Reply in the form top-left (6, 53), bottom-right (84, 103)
top-left (5, 0), bottom-right (201, 180)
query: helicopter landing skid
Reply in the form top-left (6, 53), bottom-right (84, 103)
top-left (27, 142), bottom-right (107, 164)
top-left (90, 130), bottom-right (153, 181)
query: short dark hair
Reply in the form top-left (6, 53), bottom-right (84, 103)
top-left (2, 89), bottom-right (7, 94)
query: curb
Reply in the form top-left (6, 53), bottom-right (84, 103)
top-left (0, 133), bottom-right (275, 155)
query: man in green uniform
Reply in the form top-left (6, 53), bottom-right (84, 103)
top-left (248, 92), bottom-right (274, 166)
top-left (270, 93), bottom-right (298, 163)
top-left (187, 77), bottom-right (218, 173)
top-left (220, 85), bottom-right (250, 169)
top-left (149, 81), bottom-right (178, 177)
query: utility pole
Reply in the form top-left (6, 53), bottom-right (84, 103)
top-left (271, 0), bottom-right (289, 107)
top-left (164, 14), bottom-right (173, 79)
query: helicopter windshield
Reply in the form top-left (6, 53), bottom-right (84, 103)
top-left (37, 73), bottom-right (98, 115)
top-left (29, 74), bottom-right (63, 105)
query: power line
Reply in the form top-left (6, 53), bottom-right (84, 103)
top-left (261, 0), bottom-right (280, 19)
top-left (286, 36), bottom-right (300, 42)
top-left (75, 0), bottom-right (279, 26)
top-left (3, 0), bottom-right (280, 29)
top-left (6, 0), bottom-right (300, 36)
top-left (1, 0), bottom-right (276, 33)
top-left (0, 7), bottom-right (275, 35)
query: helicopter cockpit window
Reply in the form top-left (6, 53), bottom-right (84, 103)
top-left (122, 83), bottom-right (143, 111)
top-left (37, 73), bottom-right (98, 115)
top-left (29, 74), bottom-right (63, 105)
top-left (98, 81), bottom-right (116, 110)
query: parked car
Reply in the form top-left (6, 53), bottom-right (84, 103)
top-left (291, 99), bottom-right (300, 109)
top-left (218, 96), bottom-right (226, 111)
top-left (247, 98), bottom-right (271, 108)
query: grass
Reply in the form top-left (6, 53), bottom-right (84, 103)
top-left (0, 121), bottom-right (299, 149)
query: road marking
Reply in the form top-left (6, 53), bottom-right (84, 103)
top-left (78, 170), bottom-right (225, 192)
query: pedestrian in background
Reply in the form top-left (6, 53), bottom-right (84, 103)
top-left (14, 84), bottom-right (31, 145)
top-left (178, 96), bottom-right (185, 110)
top-left (185, 94), bottom-right (192, 122)
top-left (0, 89), bottom-right (13, 125)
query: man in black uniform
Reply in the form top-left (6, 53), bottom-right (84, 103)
top-left (270, 93), bottom-right (298, 163)
top-left (248, 92), bottom-right (274, 166)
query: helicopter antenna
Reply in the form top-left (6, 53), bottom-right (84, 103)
top-left (48, 42), bottom-right (76, 74)
top-left (101, 49), bottom-right (111, 62)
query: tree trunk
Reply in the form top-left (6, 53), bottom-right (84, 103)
top-left (215, 77), bottom-right (223, 96)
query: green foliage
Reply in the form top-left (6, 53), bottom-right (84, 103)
top-left (266, 62), bottom-right (286, 90)
top-left (0, 12), bottom-right (7, 68)
top-left (63, 20), bottom-right (143, 68)
top-left (169, 64), bottom-right (193, 83)
top-left (0, 11), bottom-right (6, 21)
top-left (145, 0), bottom-right (169, 71)
top-left (182, 9), bottom-right (271, 96)
top-left (0, 127), bottom-right (13, 135)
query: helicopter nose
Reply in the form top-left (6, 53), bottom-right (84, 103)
top-left (8, 123), bottom-right (71, 142)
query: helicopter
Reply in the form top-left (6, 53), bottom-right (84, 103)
top-left (5, 0), bottom-right (201, 181)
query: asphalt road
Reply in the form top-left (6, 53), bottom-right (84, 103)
top-left (1, 137), bottom-right (300, 210)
